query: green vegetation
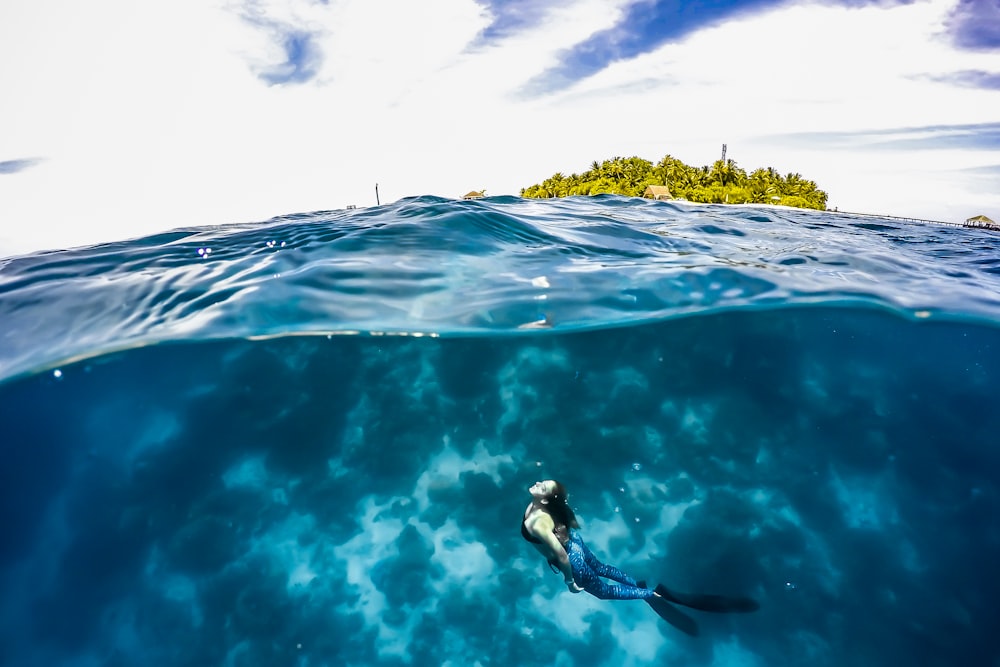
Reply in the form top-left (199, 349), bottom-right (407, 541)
top-left (520, 155), bottom-right (828, 210)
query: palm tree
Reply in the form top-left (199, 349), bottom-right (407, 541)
top-left (709, 159), bottom-right (746, 188)
top-left (747, 167), bottom-right (777, 203)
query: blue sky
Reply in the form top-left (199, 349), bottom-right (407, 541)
top-left (1, 0), bottom-right (998, 254)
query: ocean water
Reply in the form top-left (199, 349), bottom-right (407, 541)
top-left (1, 195), bottom-right (998, 667)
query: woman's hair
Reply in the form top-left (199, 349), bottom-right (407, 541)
top-left (544, 480), bottom-right (580, 541)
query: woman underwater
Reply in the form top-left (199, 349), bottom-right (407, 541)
top-left (521, 479), bottom-right (758, 635)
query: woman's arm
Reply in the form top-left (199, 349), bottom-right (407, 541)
top-left (525, 512), bottom-right (582, 592)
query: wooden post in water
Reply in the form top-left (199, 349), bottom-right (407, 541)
top-left (375, 183), bottom-right (380, 206)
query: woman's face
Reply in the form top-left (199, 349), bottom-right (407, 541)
top-left (529, 480), bottom-right (556, 498)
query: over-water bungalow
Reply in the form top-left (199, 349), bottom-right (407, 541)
top-left (462, 190), bottom-right (486, 200)
top-left (964, 214), bottom-right (998, 230)
top-left (643, 185), bottom-right (672, 200)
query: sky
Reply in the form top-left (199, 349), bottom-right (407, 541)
top-left (1, 0), bottom-right (998, 256)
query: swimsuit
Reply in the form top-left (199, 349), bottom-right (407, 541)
top-left (521, 519), bottom-right (542, 544)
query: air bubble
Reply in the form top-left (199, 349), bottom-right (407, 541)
top-left (631, 463), bottom-right (642, 472)
top-left (53, 369), bottom-right (63, 379)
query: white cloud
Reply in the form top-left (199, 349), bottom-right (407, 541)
top-left (1, 0), bottom-right (998, 256)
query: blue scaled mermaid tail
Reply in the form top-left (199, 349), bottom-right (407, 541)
top-left (564, 533), bottom-right (699, 636)
top-left (564, 533), bottom-right (651, 600)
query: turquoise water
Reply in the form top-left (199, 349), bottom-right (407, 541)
top-left (1, 196), bottom-right (998, 666)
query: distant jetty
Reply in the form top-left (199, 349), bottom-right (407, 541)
top-left (836, 210), bottom-right (998, 231)
top-left (965, 214), bottom-right (998, 230)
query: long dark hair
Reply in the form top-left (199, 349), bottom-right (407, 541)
top-left (542, 480), bottom-right (579, 545)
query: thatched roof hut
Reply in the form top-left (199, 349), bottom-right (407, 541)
top-left (462, 190), bottom-right (486, 200)
top-left (643, 185), bottom-right (672, 200)
top-left (964, 214), bottom-right (997, 229)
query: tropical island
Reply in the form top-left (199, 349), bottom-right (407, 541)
top-left (520, 154), bottom-right (829, 210)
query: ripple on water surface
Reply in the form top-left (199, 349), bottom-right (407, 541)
top-left (1, 195), bottom-right (998, 382)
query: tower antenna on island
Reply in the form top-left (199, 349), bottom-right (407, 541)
top-left (721, 144), bottom-right (727, 163)
top-left (375, 183), bottom-right (380, 206)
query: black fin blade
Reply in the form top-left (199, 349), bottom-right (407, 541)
top-left (645, 596), bottom-right (700, 636)
top-left (655, 584), bottom-right (760, 613)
